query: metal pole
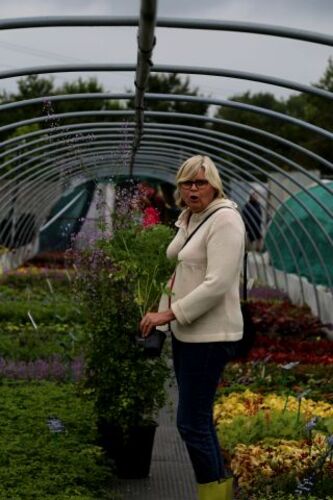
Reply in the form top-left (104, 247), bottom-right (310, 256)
top-left (0, 16), bottom-right (332, 47)
top-left (130, 0), bottom-right (158, 176)
top-left (0, 65), bottom-right (331, 101)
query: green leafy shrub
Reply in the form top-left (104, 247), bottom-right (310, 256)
top-left (73, 223), bottom-right (175, 430)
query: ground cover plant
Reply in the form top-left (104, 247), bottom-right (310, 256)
top-left (221, 361), bottom-right (333, 401)
top-left (0, 270), bottom-right (85, 365)
top-left (0, 269), bottom-right (117, 498)
top-left (0, 381), bottom-right (116, 499)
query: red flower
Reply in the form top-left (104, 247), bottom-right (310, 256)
top-left (142, 207), bottom-right (161, 227)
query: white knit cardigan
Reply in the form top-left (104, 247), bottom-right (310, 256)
top-left (161, 198), bottom-right (245, 343)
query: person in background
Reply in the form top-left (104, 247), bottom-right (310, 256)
top-left (242, 191), bottom-right (263, 251)
top-left (160, 181), bottom-right (180, 226)
top-left (140, 155), bottom-right (245, 500)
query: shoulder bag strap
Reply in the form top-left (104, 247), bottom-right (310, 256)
top-left (243, 251), bottom-right (248, 301)
top-left (167, 208), bottom-right (224, 312)
top-left (180, 207), bottom-right (225, 251)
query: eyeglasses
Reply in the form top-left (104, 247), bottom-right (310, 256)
top-left (179, 180), bottom-right (209, 190)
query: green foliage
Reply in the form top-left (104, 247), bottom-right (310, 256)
top-left (0, 270), bottom-right (74, 295)
top-left (221, 362), bottom-right (333, 401)
top-left (0, 272), bottom-right (85, 362)
top-left (213, 57), bottom-right (333, 173)
top-left (0, 300), bottom-right (82, 324)
top-left (217, 410), bottom-right (308, 452)
top-left (0, 271), bottom-right (83, 324)
top-left (101, 223), bottom-right (176, 313)
top-left (0, 381), bottom-right (116, 499)
top-left (0, 74), bottom-right (124, 144)
top-left (214, 90), bottom-right (289, 173)
top-left (55, 77), bottom-right (124, 121)
top-left (246, 472), bottom-right (333, 499)
top-left (317, 56), bottom-right (333, 92)
top-left (74, 223), bottom-right (175, 430)
top-left (16, 75), bottom-right (54, 100)
top-left (127, 73), bottom-right (210, 127)
top-left (240, 495), bottom-right (332, 500)
top-left (10, 123), bottom-right (41, 139)
top-left (0, 321), bottom-right (85, 361)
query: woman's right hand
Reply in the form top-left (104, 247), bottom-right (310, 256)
top-left (140, 310), bottom-right (175, 337)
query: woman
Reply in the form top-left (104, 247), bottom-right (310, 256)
top-left (140, 155), bottom-right (245, 500)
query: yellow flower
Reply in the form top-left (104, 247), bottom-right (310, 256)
top-left (214, 390), bottom-right (333, 425)
top-left (230, 436), bottom-right (330, 490)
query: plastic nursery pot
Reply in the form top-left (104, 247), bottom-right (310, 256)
top-left (98, 420), bottom-right (158, 479)
top-left (135, 328), bottom-right (167, 358)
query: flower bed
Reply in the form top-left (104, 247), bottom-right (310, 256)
top-left (0, 355), bottom-right (84, 381)
top-left (216, 290), bottom-right (333, 497)
top-left (232, 435), bottom-right (333, 492)
top-left (247, 300), bottom-right (325, 339)
top-left (2, 268), bottom-right (332, 498)
top-left (248, 335), bottom-right (333, 364)
top-left (221, 362), bottom-right (333, 402)
top-left (214, 390), bottom-right (333, 423)
top-left (214, 390), bottom-right (333, 497)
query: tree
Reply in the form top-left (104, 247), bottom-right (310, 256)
top-left (16, 74), bottom-right (54, 100)
top-left (0, 75), bottom-right (123, 143)
top-left (284, 58), bottom-right (333, 167)
top-left (54, 77), bottom-right (124, 125)
top-left (317, 56), bottom-right (333, 92)
top-left (127, 73), bottom-right (210, 128)
top-left (213, 91), bottom-right (289, 175)
top-left (213, 58), bottom-right (333, 173)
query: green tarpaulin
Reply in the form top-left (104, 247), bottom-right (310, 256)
top-left (265, 182), bottom-right (333, 288)
top-left (39, 181), bottom-right (95, 252)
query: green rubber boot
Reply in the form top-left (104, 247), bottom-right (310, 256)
top-left (198, 477), bottom-right (233, 500)
top-left (224, 477), bottom-right (233, 498)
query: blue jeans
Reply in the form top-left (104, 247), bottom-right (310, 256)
top-left (172, 334), bottom-right (236, 484)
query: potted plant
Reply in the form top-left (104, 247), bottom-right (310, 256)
top-left (72, 216), bottom-right (175, 478)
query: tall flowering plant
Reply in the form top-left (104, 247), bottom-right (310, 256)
top-left (71, 216), bottom-right (175, 431)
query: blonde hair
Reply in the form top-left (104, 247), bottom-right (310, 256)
top-left (175, 155), bottom-right (225, 207)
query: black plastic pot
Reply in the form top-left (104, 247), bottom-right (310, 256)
top-left (98, 420), bottom-right (157, 479)
top-left (135, 328), bottom-right (167, 357)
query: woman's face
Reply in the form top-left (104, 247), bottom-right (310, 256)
top-left (179, 168), bottom-right (216, 213)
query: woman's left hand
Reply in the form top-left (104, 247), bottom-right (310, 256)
top-left (140, 310), bottom-right (175, 337)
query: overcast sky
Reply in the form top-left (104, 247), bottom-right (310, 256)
top-left (0, 0), bottom-right (332, 101)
